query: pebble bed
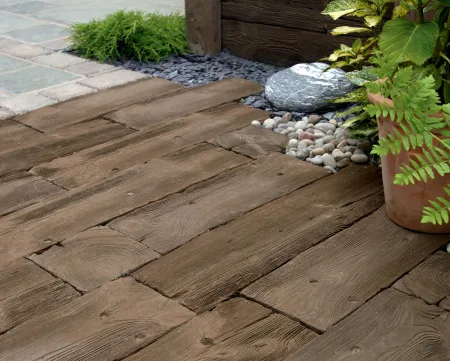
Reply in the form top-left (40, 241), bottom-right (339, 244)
top-left (251, 112), bottom-right (372, 173)
top-left (117, 51), bottom-right (371, 172)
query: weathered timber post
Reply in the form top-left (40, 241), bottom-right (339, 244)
top-left (185, 0), bottom-right (222, 55)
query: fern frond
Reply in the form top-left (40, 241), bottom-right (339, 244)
top-left (422, 186), bottom-right (450, 224)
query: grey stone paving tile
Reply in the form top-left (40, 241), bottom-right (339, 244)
top-left (40, 82), bottom-right (96, 101)
top-left (39, 38), bottom-right (70, 50)
top-left (0, 12), bottom-right (45, 33)
top-left (31, 52), bottom-right (86, 68)
top-left (0, 54), bottom-right (31, 73)
top-left (0, 1), bottom-right (56, 14)
top-left (2, 43), bottom-right (52, 58)
top-left (0, 92), bottom-right (56, 114)
top-left (0, 37), bottom-right (23, 49)
top-left (64, 60), bottom-right (115, 76)
top-left (78, 69), bottom-right (147, 90)
top-left (0, 65), bottom-right (80, 93)
top-left (7, 24), bottom-right (68, 43)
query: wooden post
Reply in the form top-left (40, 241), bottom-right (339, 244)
top-left (185, 0), bottom-right (221, 55)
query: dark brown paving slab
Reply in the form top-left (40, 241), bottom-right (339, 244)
top-left (105, 78), bottom-right (263, 129)
top-left (393, 251), bottom-right (450, 304)
top-left (0, 120), bottom-right (47, 154)
top-left (29, 226), bottom-right (159, 292)
top-left (0, 119), bottom-right (135, 176)
top-left (0, 172), bottom-right (65, 217)
top-left (441, 297), bottom-right (450, 311)
top-left (0, 277), bottom-right (194, 361)
top-left (242, 207), bottom-right (449, 332)
top-left (285, 289), bottom-right (450, 361)
top-left (133, 165), bottom-right (385, 313)
top-left (16, 78), bottom-right (183, 131)
top-left (127, 298), bottom-right (317, 361)
top-left (32, 103), bottom-right (266, 189)
top-left (0, 144), bottom-right (248, 266)
top-left (124, 298), bottom-right (272, 361)
top-left (209, 125), bottom-right (288, 158)
top-left (0, 258), bottom-right (79, 333)
top-left (110, 153), bottom-right (327, 254)
top-left (188, 314), bottom-right (317, 361)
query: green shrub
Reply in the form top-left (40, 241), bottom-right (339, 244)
top-left (69, 10), bottom-right (187, 63)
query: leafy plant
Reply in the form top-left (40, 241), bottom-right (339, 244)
top-left (69, 10), bottom-right (187, 63)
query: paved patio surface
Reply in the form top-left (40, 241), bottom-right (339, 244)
top-left (0, 0), bottom-right (183, 116)
top-left (0, 77), bottom-right (449, 360)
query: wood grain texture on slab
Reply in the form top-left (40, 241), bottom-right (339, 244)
top-left (125, 298), bottom-right (271, 361)
top-left (209, 125), bottom-right (288, 158)
top-left (0, 119), bottom-right (134, 176)
top-left (0, 144), bottom-right (248, 266)
top-left (29, 227), bottom-right (159, 292)
top-left (0, 119), bottom-right (47, 154)
top-left (285, 289), bottom-right (450, 361)
top-left (243, 207), bottom-right (449, 332)
top-left (0, 172), bottom-right (65, 217)
top-left (0, 278), bottom-right (194, 361)
top-left (133, 165), bottom-right (384, 313)
top-left (110, 153), bottom-right (327, 253)
top-left (32, 103), bottom-right (266, 189)
top-left (393, 251), bottom-right (450, 304)
top-left (0, 258), bottom-right (79, 333)
top-left (105, 78), bottom-right (263, 129)
top-left (16, 78), bottom-right (183, 131)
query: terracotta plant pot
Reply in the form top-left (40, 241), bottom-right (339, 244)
top-left (367, 91), bottom-right (450, 233)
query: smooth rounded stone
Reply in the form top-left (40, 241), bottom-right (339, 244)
top-left (337, 139), bottom-right (348, 149)
top-left (357, 140), bottom-right (372, 152)
top-left (286, 121), bottom-right (296, 127)
top-left (265, 63), bottom-right (355, 112)
top-left (306, 124), bottom-right (315, 130)
top-left (315, 123), bottom-right (336, 132)
top-left (322, 143), bottom-right (336, 153)
top-left (287, 148), bottom-right (298, 153)
top-left (311, 147), bottom-right (325, 156)
top-left (263, 118), bottom-right (276, 129)
top-left (264, 62), bottom-right (355, 112)
top-left (307, 145), bottom-right (316, 151)
top-left (344, 145), bottom-right (357, 153)
top-left (324, 166), bottom-right (338, 174)
top-left (314, 133), bottom-right (325, 139)
top-left (306, 129), bottom-right (314, 135)
top-left (287, 127), bottom-right (296, 132)
top-left (302, 116), bottom-right (309, 122)
top-left (299, 132), bottom-right (315, 141)
top-left (322, 153), bottom-right (337, 168)
top-left (280, 129), bottom-right (289, 135)
top-left (354, 148), bottom-right (365, 155)
top-left (322, 135), bottom-right (335, 144)
top-left (286, 151), bottom-right (297, 157)
top-left (311, 155), bottom-right (323, 165)
top-left (351, 153), bottom-right (369, 164)
top-left (332, 148), bottom-right (345, 161)
top-left (323, 112), bottom-right (335, 120)
top-left (299, 139), bottom-right (314, 147)
top-left (251, 120), bottom-right (261, 127)
top-left (288, 139), bottom-right (299, 148)
top-left (288, 132), bottom-right (298, 139)
top-left (297, 148), bottom-right (309, 160)
top-left (281, 113), bottom-right (293, 122)
top-left (309, 114), bottom-right (322, 124)
top-left (296, 129), bottom-right (304, 135)
top-left (326, 130), bottom-right (334, 135)
top-left (337, 158), bottom-right (351, 169)
top-left (278, 123), bottom-right (289, 129)
top-left (332, 139), bottom-right (341, 146)
top-left (347, 139), bottom-right (359, 146)
top-left (274, 128), bottom-right (284, 134)
top-left (329, 119), bottom-right (338, 126)
top-left (295, 120), bottom-right (308, 130)
top-left (344, 151), bottom-right (353, 158)
top-left (305, 157), bottom-right (312, 163)
top-left (315, 138), bottom-right (325, 147)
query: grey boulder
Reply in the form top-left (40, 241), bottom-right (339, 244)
top-left (265, 62), bottom-right (354, 112)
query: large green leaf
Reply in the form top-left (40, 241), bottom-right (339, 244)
top-left (322, 0), bottom-right (371, 19)
top-left (379, 19), bottom-right (440, 65)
